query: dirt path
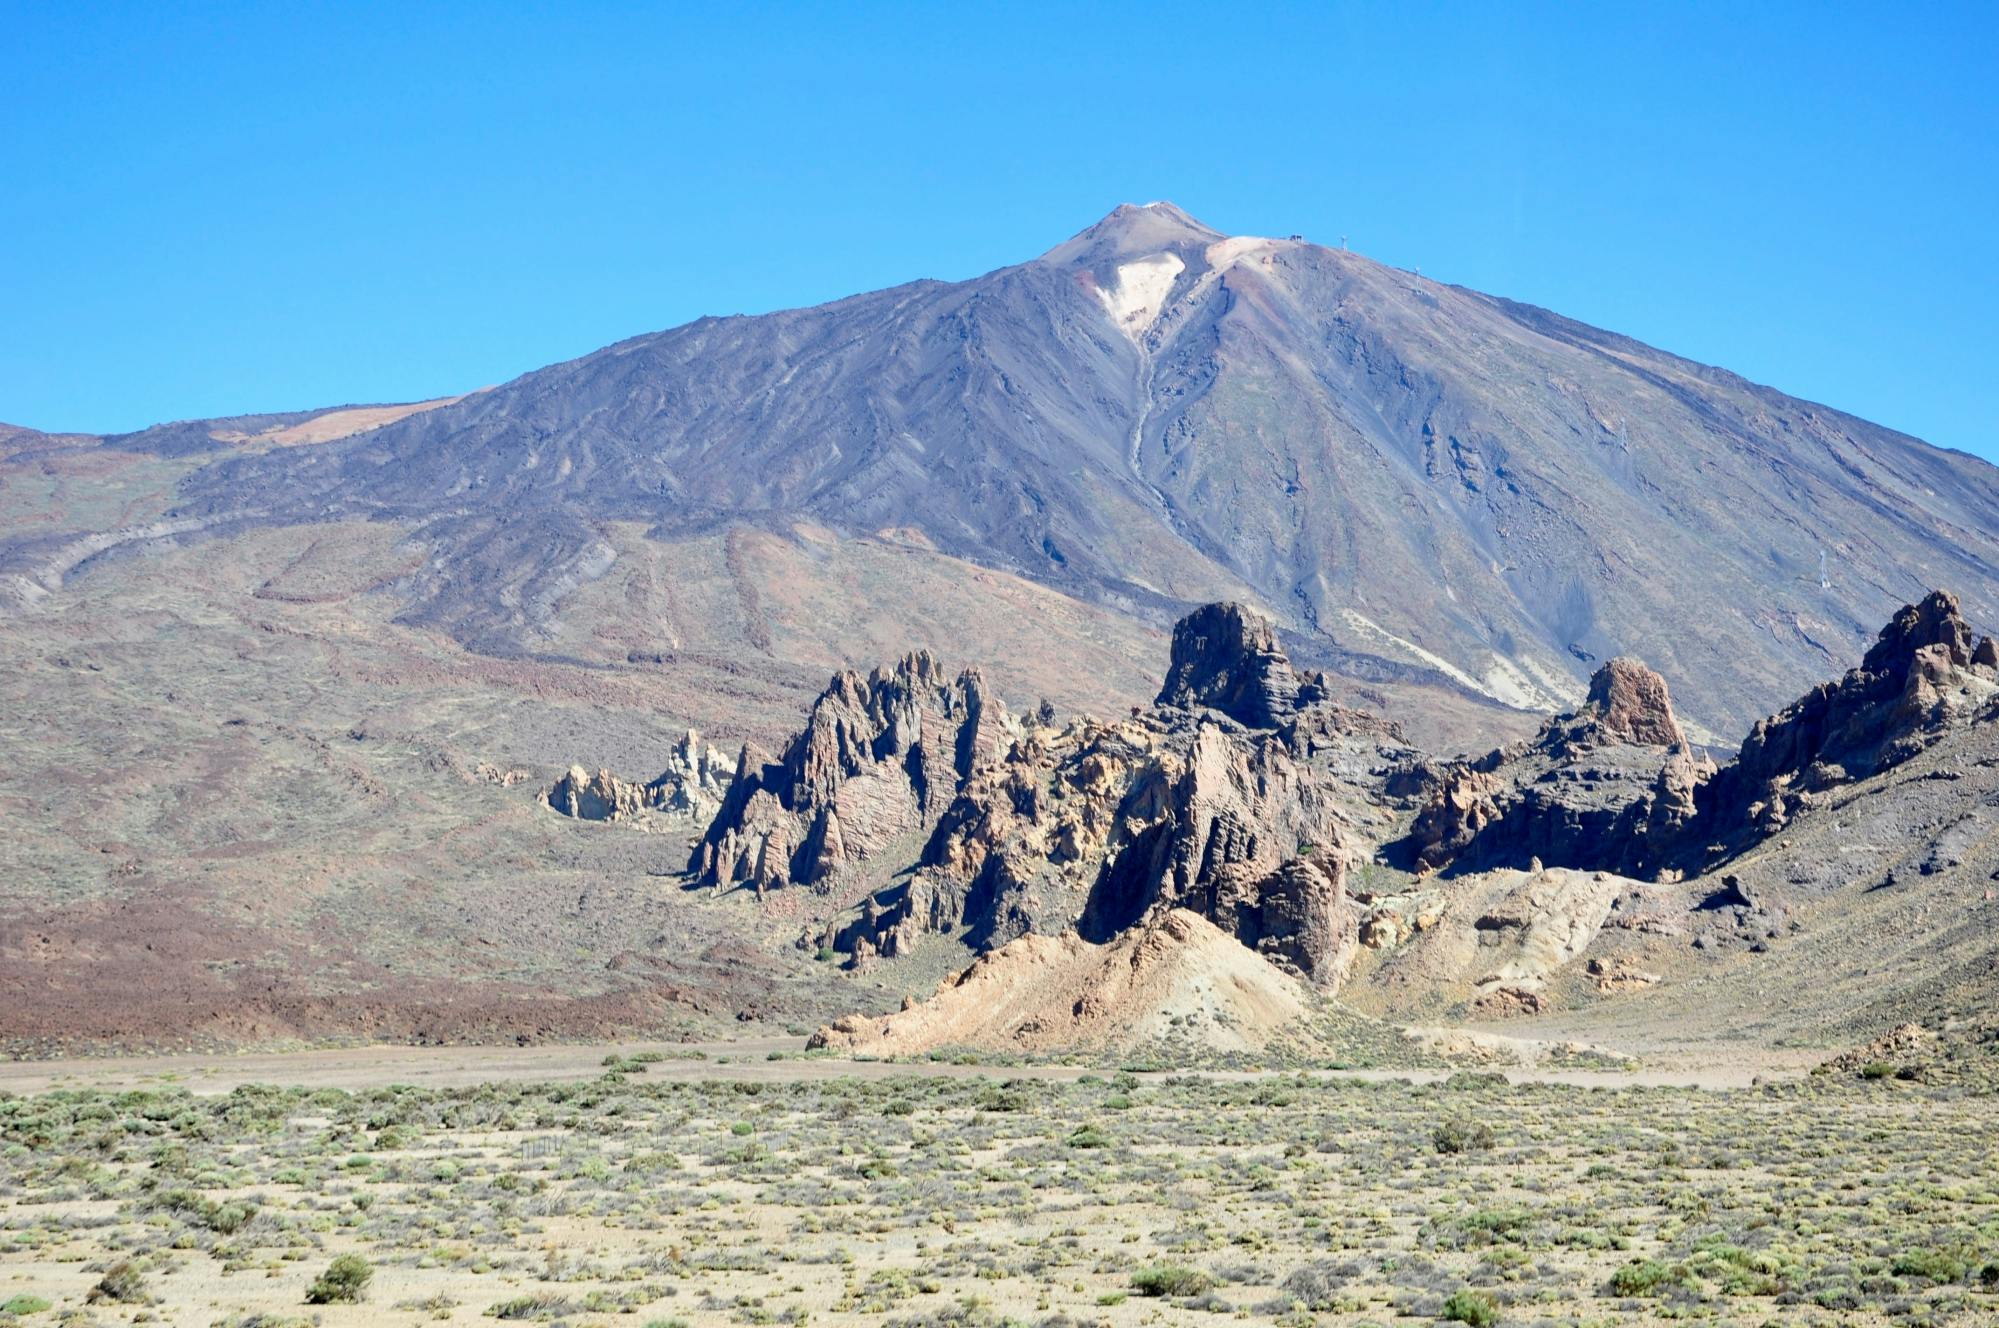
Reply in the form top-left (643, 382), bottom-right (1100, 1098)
top-left (0, 1035), bottom-right (1806, 1095)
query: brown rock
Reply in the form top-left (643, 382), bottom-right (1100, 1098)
top-left (690, 655), bottom-right (1019, 891)
top-left (1711, 590), bottom-right (1997, 832)
top-left (1153, 601), bottom-right (1328, 730)
top-left (1583, 657), bottom-right (1686, 749)
top-left (1406, 768), bottom-right (1506, 872)
top-left (541, 766), bottom-right (651, 823)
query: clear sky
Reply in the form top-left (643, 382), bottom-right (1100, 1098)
top-left (3, 2), bottom-right (1994, 463)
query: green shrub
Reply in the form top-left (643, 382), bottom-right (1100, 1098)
top-left (1, 1294), bottom-right (52, 1314)
top-left (1891, 1249), bottom-right (1968, 1283)
top-left (1067, 1124), bottom-right (1112, 1149)
top-left (87, 1261), bottom-right (150, 1305)
top-left (1858, 1061), bottom-right (1897, 1080)
top-left (1433, 1118), bottom-right (1496, 1154)
top-left (1440, 1288), bottom-right (1499, 1326)
top-left (305, 1253), bottom-right (373, 1304)
top-left (207, 1200), bottom-right (257, 1234)
top-left (1132, 1265), bottom-right (1211, 1297)
top-left (1608, 1258), bottom-right (1675, 1296)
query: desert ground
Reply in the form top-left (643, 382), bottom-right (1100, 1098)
top-left (2, 1046), bottom-right (1994, 1327)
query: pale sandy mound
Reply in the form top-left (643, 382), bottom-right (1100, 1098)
top-left (209, 394), bottom-right (472, 448)
top-left (811, 909), bottom-right (1309, 1055)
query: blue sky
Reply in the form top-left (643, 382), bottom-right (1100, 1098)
top-left (3, 2), bottom-right (1994, 463)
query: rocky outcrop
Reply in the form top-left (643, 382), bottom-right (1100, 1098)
top-left (1154, 601), bottom-right (1330, 728)
top-left (1404, 768), bottom-right (1507, 872)
top-left (1078, 722), bottom-right (1359, 981)
top-left (541, 729), bottom-right (732, 829)
top-left (812, 606), bottom-right (1409, 981)
top-left (1401, 657), bottom-right (1706, 877)
top-left (1402, 593), bottom-right (1999, 877)
top-left (1704, 591), bottom-right (1999, 834)
top-left (830, 712), bottom-right (1371, 978)
top-left (1470, 868), bottom-right (1629, 995)
top-left (688, 653), bottom-right (1019, 893)
top-left (1547, 656), bottom-right (1686, 755)
top-left (544, 766), bottom-right (652, 823)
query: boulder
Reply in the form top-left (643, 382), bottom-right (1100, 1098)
top-left (542, 765), bottom-right (651, 823)
top-left (541, 728), bottom-right (733, 830)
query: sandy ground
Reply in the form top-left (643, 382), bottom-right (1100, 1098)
top-left (3, 1049), bottom-right (1979, 1328)
top-left (0, 1034), bottom-right (1811, 1096)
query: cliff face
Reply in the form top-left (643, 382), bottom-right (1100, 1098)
top-left (782, 602), bottom-right (1411, 983)
top-left (1398, 592), bottom-right (1999, 878)
top-left (1709, 591), bottom-right (1999, 834)
top-left (688, 653), bottom-right (1017, 893)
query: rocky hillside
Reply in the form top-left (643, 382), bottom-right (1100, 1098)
top-left (673, 595), bottom-right (1996, 1056)
top-left (9, 204), bottom-right (1999, 1059)
top-left (152, 203), bottom-right (1999, 736)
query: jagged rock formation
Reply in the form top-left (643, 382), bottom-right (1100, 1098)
top-left (1402, 592), bottom-right (1998, 878)
top-left (1703, 590), bottom-right (1999, 835)
top-left (817, 603), bottom-right (1410, 983)
top-left (809, 908), bottom-right (1310, 1056)
top-left (541, 729), bottom-right (732, 829)
top-left (544, 766), bottom-right (653, 824)
top-left (1545, 657), bottom-right (1687, 755)
top-left (1077, 723), bottom-right (1359, 981)
top-left (1402, 657), bottom-right (1707, 877)
top-left (688, 653), bottom-right (1018, 893)
top-left (783, 589), bottom-right (1999, 1052)
top-left (1154, 601), bottom-right (1331, 727)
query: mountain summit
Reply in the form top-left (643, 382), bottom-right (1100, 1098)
top-left (1039, 200), bottom-right (1228, 266)
top-left (162, 204), bottom-right (1999, 735)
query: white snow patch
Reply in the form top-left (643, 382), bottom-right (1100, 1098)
top-left (1096, 253), bottom-right (1185, 341)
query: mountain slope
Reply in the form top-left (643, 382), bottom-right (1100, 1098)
top-left (134, 203), bottom-right (1999, 732)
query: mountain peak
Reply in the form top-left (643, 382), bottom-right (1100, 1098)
top-left (1039, 201), bottom-right (1227, 267)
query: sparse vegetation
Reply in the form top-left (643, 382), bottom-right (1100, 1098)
top-left (86, 1261), bottom-right (149, 1305)
top-left (0, 1064), bottom-right (1994, 1324)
